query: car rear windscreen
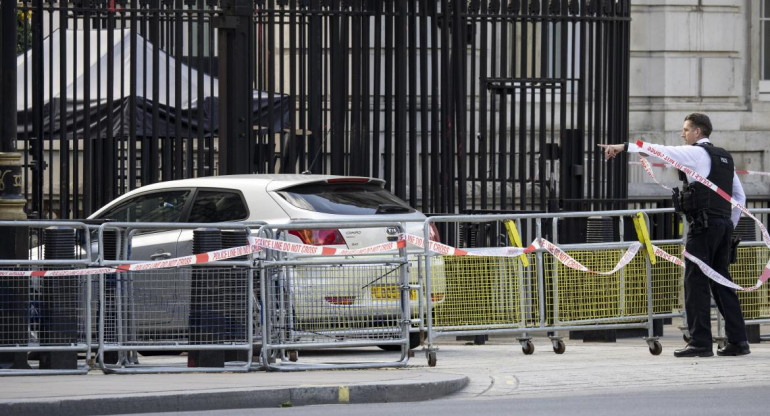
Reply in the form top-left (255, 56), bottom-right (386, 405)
top-left (277, 182), bottom-right (417, 215)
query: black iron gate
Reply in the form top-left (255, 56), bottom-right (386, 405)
top-left (2, 0), bottom-right (630, 219)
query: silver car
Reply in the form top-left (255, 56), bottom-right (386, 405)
top-left (87, 174), bottom-right (445, 349)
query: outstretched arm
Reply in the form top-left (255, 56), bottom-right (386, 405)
top-left (597, 143), bottom-right (626, 161)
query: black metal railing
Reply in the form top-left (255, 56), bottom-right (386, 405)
top-left (2, 0), bottom-right (631, 220)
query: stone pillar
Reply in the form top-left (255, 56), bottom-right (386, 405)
top-left (0, 153), bottom-right (30, 369)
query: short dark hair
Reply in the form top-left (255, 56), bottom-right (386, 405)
top-left (684, 113), bottom-right (712, 137)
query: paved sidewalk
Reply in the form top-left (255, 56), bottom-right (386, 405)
top-left (2, 322), bottom-right (770, 415)
top-left (0, 368), bottom-right (467, 416)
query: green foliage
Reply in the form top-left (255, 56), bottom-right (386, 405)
top-left (16, 9), bottom-right (31, 54)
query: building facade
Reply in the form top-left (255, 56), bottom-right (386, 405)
top-left (629, 0), bottom-right (770, 199)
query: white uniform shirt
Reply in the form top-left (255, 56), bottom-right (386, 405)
top-left (627, 138), bottom-right (745, 227)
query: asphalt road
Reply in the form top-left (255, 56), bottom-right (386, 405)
top-left (119, 384), bottom-right (770, 416)
top-left (7, 321), bottom-right (770, 416)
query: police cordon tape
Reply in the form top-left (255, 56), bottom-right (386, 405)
top-left (638, 156), bottom-right (673, 191)
top-left (630, 160), bottom-right (770, 177)
top-left (0, 238), bottom-right (409, 277)
top-left (0, 234), bottom-right (527, 278)
top-left (2, 204), bottom-right (766, 292)
top-left (634, 139), bottom-right (770, 291)
top-left (0, 231), bottom-right (645, 281)
top-left (0, 243), bottom-right (264, 277)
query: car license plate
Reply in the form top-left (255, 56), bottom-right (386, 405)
top-left (371, 285), bottom-right (417, 300)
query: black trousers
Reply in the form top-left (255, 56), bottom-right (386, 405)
top-left (684, 217), bottom-right (747, 347)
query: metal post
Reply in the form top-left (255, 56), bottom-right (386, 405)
top-left (218, 0), bottom-right (254, 174)
top-left (30, 0), bottom-right (43, 218)
top-left (307, 1), bottom-right (323, 174)
top-left (393, 0), bottom-right (406, 197)
top-left (1, 0), bottom-right (17, 154)
top-left (0, 0), bottom-right (30, 370)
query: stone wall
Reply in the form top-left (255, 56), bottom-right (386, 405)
top-left (629, 0), bottom-right (770, 198)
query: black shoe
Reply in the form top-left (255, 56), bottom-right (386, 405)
top-left (717, 341), bottom-right (750, 356)
top-left (673, 345), bottom-right (714, 358)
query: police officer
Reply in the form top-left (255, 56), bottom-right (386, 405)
top-left (599, 113), bottom-right (749, 357)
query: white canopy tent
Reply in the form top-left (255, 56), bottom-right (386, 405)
top-left (16, 28), bottom-right (290, 139)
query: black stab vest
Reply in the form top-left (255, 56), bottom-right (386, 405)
top-left (678, 143), bottom-right (733, 219)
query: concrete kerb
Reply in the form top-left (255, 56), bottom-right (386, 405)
top-left (0, 373), bottom-right (469, 416)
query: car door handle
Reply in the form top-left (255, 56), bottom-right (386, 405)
top-left (150, 252), bottom-right (172, 260)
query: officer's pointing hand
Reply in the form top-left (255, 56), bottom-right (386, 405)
top-left (597, 144), bottom-right (623, 161)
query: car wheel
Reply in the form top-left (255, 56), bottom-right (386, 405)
top-left (378, 332), bottom-right (422, 351)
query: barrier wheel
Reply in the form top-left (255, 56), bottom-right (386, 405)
top-left (649, 341), bottom-right (662, 356)
top-left (288, 350), bottom-right (298, 362)
top-left (427, 351), bottom-right (437, 367)
top-left (553, 340), bottom-right (566, 354)
top-left (522, 340), bottom-right (535, 355)
top-left (682, 334), bottom-right (690, 343)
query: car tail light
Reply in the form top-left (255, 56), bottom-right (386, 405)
top-left (289, 229), bottom-right (346, 246)
top-left (326, 178), bottom-right (370, 184)
top-left (431, 292), bottom-right (445, 303)
top-left (325, 296), bottom-right (356, 306)
top-left (429, 223), bottom-right (441, 242)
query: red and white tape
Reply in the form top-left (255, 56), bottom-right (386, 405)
top-left (404, 233), bottom-right (542, 257)
top-left (533, 238), bottom-right (642, 275)
top-left (681, 250), bottom-right (770, 292)
top-left (0, 243), bottom-right (262, 277)
top-left (0, 236), bottom-right (406, 278)
top-left (650, 244), bottom-right (770, 292)
top-left (638, 157), bottom-right (673, 191)
top-left (651, 244), bottom-right (683, 267)
top-left (7, 201), bottom-right (762, 291)
top-left (403, 233), bottom-right (470, 256)
top-left (634, 139), bottom-right (770, 290)
top-left (462, 246), bottom-right (535, 257)
top-left (248, 236), bottom-right (405, 256)
top-left (407, 233), bottom-right (646, 275)
top-left (631, 160), bottom-right (770, 177)
top-left (635, 140), bottom-right (770, 247)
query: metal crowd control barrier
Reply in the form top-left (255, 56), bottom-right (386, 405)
top-left (0, 221), bottom-right (94, 375)
top-left (721, 208), bottom-right (770, 344)
top-left (637, 207), bottom-right (770, 345)
top-left (5, 208), bottom-right (770, 375)
top-left (644, 210), bottom-right (687, 341)
top-left (258, 221), bottom-right (413, 371)
top-left (421, 210), bottom-right (674, 366)
top-left (95, 222), bottom-right (258, 374)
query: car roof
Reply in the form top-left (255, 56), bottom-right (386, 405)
top-left (123, 174), bottom-right (386, 193)
top-left (87, 173), bottom-right (415, 222)
top-left (88, 174), bottom-right (389, 219)
top-left (90, 174), bottom-right (387, 216)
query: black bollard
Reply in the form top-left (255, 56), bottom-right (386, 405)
top-left (188, 228), bottom-right (224, 367)
top-left (39, 228), bottom-right (79, 369)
